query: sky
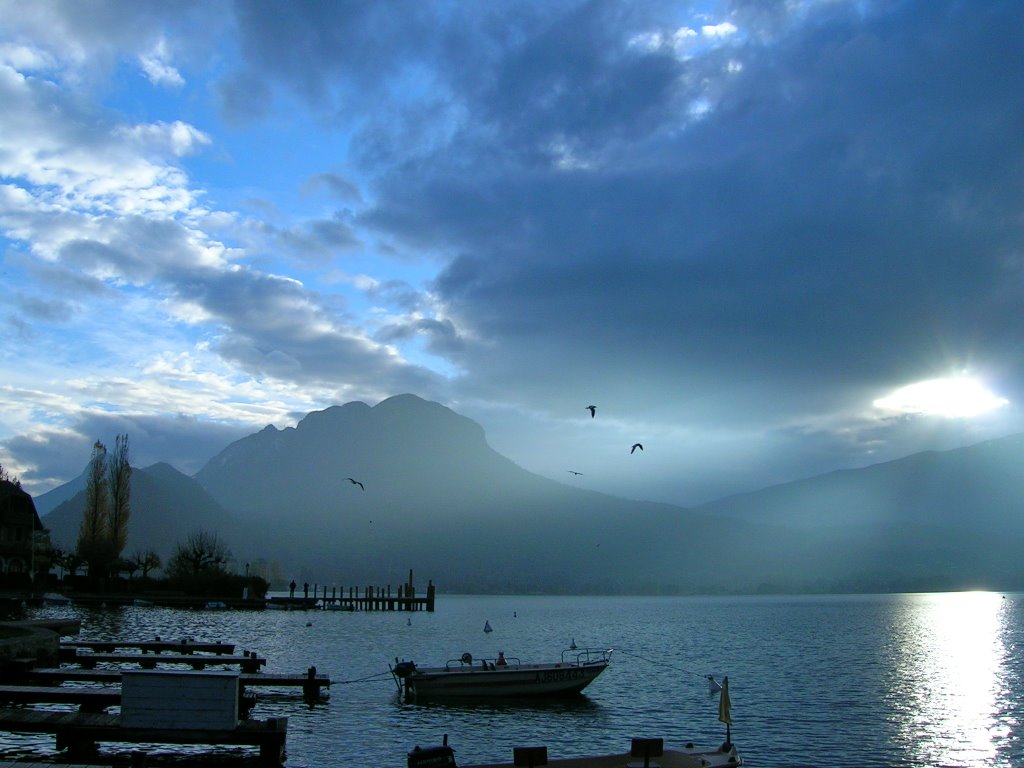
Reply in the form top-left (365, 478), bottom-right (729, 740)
top-left (2, 0), bottom-right (1023, 508)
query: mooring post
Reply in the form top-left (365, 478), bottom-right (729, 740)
top-left (304, 665), bottom-right (318, 699)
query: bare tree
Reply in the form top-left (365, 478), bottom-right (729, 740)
top-left (107, 433), bottom-right (131, 567)
top-left (130, 548), bottom-right (162, 578)
top-left (166, 531), bottom-right (232, 579)
top-left (77, 441), bottom-right (109, 576)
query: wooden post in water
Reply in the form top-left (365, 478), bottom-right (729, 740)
top-left (427, 580), bottom-right (435, 612)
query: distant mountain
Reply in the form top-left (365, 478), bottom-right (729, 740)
top-left (193, 395), bottom-right (780, 592)
top-left (35, 395), bottom-right (1024, 593)
top-left (34, 470), bottom-right (87, 516)
top-left (693, 433), bottom-right (1024, 592)
top-left (41, 462), bottom-right (246, 563)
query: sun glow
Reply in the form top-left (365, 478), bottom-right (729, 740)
top-left (873, 376), bottom-right (1009, 418)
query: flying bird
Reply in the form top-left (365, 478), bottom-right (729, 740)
top-left (568, 470), bottom-right (583, 476)
top-left (347, 477), bottom-right (364, 490)
top-left (630, 443), bottom-right (643, 454)
top-left (586, 405), bottom-right (596, 418)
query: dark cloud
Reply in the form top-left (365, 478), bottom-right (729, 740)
top-left (272, 216), bottom-right (363, 267)
top-left (351, 0), bottom-right (1024, 438)
top-left (179, 266), bottom-right (443, 394)
top-left (302, 173), bottom-right (364, 204)
top-left (222, 0), bottom-right (437, 118)
top-left (5, 411), bottom-right (251, 495)
top-left (15, 294), bottom-right (74, 323)
top-left (374, 317), bottom-right (465, 358)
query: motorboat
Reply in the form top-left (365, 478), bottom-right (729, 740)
top-left (392, 647), bottom-right (611, 700)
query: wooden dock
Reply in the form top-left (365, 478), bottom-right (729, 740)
top-left (0, 685), bottom-right (120, 712)
top-left (61, 639), bottom-right (235, 655)
top-left (273, 570), bottom-right (436, 612)
top-left (27, 666), bottom-right (331, 699)
top-left (0, 708), bottom-right (287, 765)
top-left (0, 683), bottom-right (257, 717)
top-left (62, 650), bottom-right (266, 673)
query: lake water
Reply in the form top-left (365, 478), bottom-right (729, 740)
top-left (7, 591), bottom-right (1024, 767)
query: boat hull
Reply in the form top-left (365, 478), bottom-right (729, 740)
top-left (403, 660), bottom-right (608, 699)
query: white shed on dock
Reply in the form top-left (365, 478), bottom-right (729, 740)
top-left (120, 669), bottom-right (239, 730)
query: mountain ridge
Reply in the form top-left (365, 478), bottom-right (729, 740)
top-left (38, 394), bottom-right (1024, 593)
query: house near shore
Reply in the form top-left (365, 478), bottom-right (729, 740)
top-left (0, 480), bottom-right (44, 585)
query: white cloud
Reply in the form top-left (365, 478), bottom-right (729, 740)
top-left (0, 42), bottom-right (57, 71)
top-left (117, 120), bottom-right (212, 157)
top-left (702, 22), bottom-right (738, 38)
top-left (139, 38), bottom-right (184, 89)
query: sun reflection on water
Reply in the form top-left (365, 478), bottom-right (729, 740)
top-left (886, 592), bottom-right (1010, 767)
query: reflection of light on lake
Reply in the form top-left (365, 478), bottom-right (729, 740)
top-left (887, 592), bottom-right (1008, 766)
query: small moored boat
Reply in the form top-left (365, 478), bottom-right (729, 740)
top-left (392, 647), bottom-right (611, 700)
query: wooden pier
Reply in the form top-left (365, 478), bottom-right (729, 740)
top-left (61, 639), bottom-right (235, 655)
top-left (0, 684), bottom-right (121, 712)
top-left (27, 665), bottom-right (331, 699)
top-left (62, 650), bottom-right (266, 673)
top-left (0, 708), bottom-right (288, 765)
top-left (274, 570), bottom-right (436, 612)
top-left (0, 683), bottom-right (257, 717)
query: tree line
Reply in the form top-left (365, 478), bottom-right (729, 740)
top-left (53, 434), bottom-right (264, 596)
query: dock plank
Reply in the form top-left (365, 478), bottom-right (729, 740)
top-left (61, 640), bottom-right (235, 655)
top-left (67, 651), bottom-right (266, 673)
top-left (27, 668), bottom-right (330, 697)
top-left (0, 708), bottom-right (287, 765)
top-left (0, 685), bottom-right (119, 712)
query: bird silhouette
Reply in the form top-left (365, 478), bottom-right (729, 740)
top-left (347, 477), bottom-right (364, 490)
top-left (586, 405), bottom-right (596, 418)
top-left (630, 443), bottom-right (643, 454)
top-left (568, 470), bottom-right (583, 476)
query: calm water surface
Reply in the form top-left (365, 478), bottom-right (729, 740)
top-left (8, 592), bottom-right (1024, 767)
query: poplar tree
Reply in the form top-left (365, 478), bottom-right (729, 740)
top-left (107, 433), bottom-right (131, 566)
top-left (77, 440), bottom-right (109, 576)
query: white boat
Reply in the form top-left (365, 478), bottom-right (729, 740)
top-left (41, 592), bottom-right (71, 605)
top-left (392, 647), bottom-right (611, 700)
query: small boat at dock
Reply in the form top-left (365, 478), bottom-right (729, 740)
top-left (392, 647), bottom-right (611, 700)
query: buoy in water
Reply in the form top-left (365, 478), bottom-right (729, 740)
top-left (707, 675), bottom-right (722, 693)
top-left (484, 620), bottom-right (493, 633)
top-left (570, 638), bottom-right (577, 649)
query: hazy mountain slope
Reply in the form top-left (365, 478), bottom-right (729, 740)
top-left (34, 395), bottom-right (1024, 593)
top-left (34, 470), bottom-right (87, 516)
top-left (693, 433), bottom-right (1024, 590)
top-left (694, 433), bottom-right (1024, 533)
top-left (193, 394), bottom-right (797, 592)
top-left (41, 462), bottom-right (246, 562)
